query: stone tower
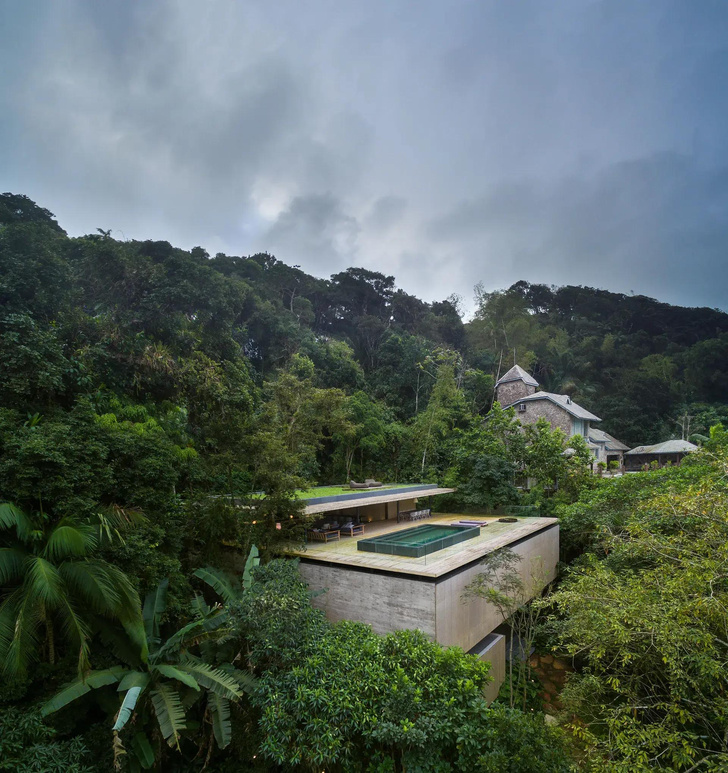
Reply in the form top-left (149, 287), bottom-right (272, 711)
top-left (495, 364), bottom-right (538, 407)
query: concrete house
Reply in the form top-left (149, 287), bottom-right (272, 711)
top-left (494, 364), bottom-right (629, 468)
top-left (291, 484), bottom-right (559, 702)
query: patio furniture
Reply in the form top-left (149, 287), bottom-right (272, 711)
top-left (348, 480), bottom-right (369, 489)
top-left (397, 508), bottom-right (431, 523)
top-left (364, 478), bottom-right (383, 487)
top-left (340, 523), bottom-right (364, 537)
top-left (457, 520), bottom-right (488, 527)
top-left (307, 529), bottom-right (340, 542)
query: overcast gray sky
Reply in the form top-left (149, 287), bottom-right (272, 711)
top-left (2, 0), bottom-right (727, 312)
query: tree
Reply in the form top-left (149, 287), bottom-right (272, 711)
top-left (333, 391), bottom-right (388, 480)
top-left (43, 578), bottom-right (253, 767)
top-left (463, 548), bottom-right (548, 712)
top-left (249, 568), bottom-right (570, 773)
top-left (550, 450), bottom-right (728, 771)
top-left (410, 350), bottom-right (470, 478)
top-left (0, 502), bottom-right (144, 679)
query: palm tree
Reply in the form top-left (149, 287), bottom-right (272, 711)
top-left (43, 578), bottom-right (253, 766)
top-left (0, 502), bottom-right (144, 678)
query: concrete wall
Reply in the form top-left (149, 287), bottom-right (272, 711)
top-left (496, 380), bottom-right (536, 407)
top-left (516, 400), bottom-right (573, 435)
top-left (298, 562), bottom-right (436, 638)
top-left (434, 525), bottom-right (559, 650)
top-left (475, 634), bottom-right (506, 703)
top-left (298, 524), bottom-right (559, 656)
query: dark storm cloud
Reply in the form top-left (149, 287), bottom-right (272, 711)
top-left (428, 152), bottom-right (728, 310)
top-left (2, 0), bottom-right (728, 311)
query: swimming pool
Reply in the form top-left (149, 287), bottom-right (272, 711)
top-left (357, 523), bottom-right (480, 558)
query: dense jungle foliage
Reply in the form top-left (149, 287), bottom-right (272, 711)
top-left (550, 433), bottom-right (728, 772)
top-left (2, 192), bottom-right (727, 771)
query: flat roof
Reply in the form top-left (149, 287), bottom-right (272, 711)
top-left (290, 514), bottom-right (558, 578)
top-left (304, 486), bottom-right (455, 515)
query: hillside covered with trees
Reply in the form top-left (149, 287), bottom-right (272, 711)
top-left (2, 192), bottom-right (728, 771)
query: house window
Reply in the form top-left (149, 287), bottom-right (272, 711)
top-left (518, 403), bottom-right (527, 412)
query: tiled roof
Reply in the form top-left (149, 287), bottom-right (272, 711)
top-left (508, 391), bottom-right (601, 422)
top-left (496, 364), bottom-right (539, 387)
top-left (625, 440), bottom-right (698, 455)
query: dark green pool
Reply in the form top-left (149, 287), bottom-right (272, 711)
top-left (357, 523), bottom-right (480, 558)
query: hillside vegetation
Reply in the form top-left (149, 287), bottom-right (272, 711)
top-left (2, 192), bottom-right (728, 771)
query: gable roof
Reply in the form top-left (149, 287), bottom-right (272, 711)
top-left (496, 364), bottom-right (539, 387)
top-left (625, 440), bottom-right (698, 455)
top-left (588, 428), bottom-right (630, 451)
top-left (507, 391), bottom-right (601, 422)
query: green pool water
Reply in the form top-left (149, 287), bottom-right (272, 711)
top-left (357, 523), bottom-right (480, 558)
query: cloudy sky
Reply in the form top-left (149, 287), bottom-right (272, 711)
top-left (2, 1), bottom-right (728, 312)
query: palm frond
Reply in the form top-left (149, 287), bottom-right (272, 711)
top-left (153, 664), bottom-right (200, 690)
top-left (25, 556), bottom-right (64, 607)
top-left (56, 595), bottom-right (92, 675)
top-left (1, 588), bottom-right (41, 678)
top-left (0, 502), bottom-right (31, 540)
top-left (42, 666), bottom-right (129, 715)
top-left (209, 693), bottom-right (232, 749)
top-left (43, 522), bottom-right (96, 562)
top-left (193, 567), bottom-right (237, 603)
top-left (0, 547), bottom-right (26, 584)
top-left (112, 685), bottom-right (145, 731)
top-left (143, 578), bottom-right (168, 647)
top-left (94, 618), bottom-right (144, 668)
top-left (151, 684), bottom-right (186, 748)
top-left (58, 560), bottom-right (122, 614)
top-left (177, 661), bottom-right (244, 700)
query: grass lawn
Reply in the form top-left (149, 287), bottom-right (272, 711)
top-left (297, 483), bottom-right (414, 499)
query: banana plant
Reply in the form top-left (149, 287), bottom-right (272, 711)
top-left (193, 544), bottom-right (259, 605)
top-left (43, 578), bottom-right (254, 769)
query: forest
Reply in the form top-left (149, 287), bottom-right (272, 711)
top-left (1, 191), bottom-right (727, 772)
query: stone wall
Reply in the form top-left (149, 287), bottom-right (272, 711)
top-left (496, 379), bottom-right (536, 407)
top-left (516, 399), bottom-right (573, 436)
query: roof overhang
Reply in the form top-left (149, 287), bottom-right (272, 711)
top-left (305, 487), bottom-right (455, 515)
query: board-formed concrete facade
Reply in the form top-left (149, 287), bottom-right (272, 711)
top-left (295, 516), bottom-right (559, 697)
top-left (298, 522), bottom-right (558, 651)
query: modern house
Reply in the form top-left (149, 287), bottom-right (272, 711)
top-left (624, 439), bottom-right (698, 471)
top-left (495, 364), bottom-right (630, 468)
top-left (291, 485), bottom-right (559, 701)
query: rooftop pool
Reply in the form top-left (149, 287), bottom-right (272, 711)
top-left (357, 523), bottom-right (480, 558)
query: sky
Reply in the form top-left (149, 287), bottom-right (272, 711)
top-left (2, 0), bottom-right (728, 313)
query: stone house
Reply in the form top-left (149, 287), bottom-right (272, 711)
top-left (494, 364), bottom-right (629, 468)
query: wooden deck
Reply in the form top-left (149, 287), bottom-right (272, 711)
top-left (288, 515), bottom-right (558, 579)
